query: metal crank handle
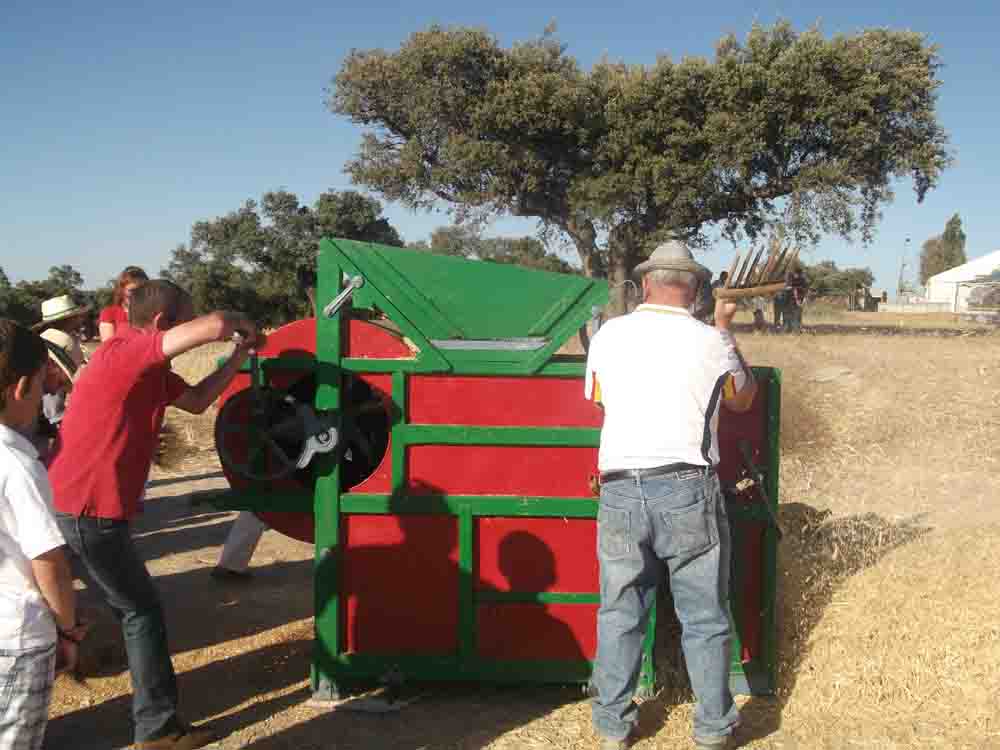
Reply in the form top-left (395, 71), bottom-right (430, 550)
top-left (737, 440), bottom-right (784, 541)
top-left (323, 275), bottom-right (365, 319)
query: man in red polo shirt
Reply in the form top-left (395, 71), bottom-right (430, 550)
top-left (48, 280), bottom-right (260, 750)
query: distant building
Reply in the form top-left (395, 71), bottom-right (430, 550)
top-left (924, 250), bottom-right (1000, 312)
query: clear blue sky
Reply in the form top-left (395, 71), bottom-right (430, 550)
top-left (3, 0), bottom-right (998, 296)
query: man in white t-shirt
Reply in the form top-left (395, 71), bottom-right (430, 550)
top-left (0, 319), bottom-right (82, 750)
top-left (585, 242), bottom-right (757, 750)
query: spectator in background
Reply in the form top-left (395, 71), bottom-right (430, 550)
top-left (0, 319), bottom-right (81, 750)
top-left (33, 330), bottom-right (85, 460)
top-left (33, 295), bottom-right (90, 342)
top-left (212, 512), bottom-right (267, 581)
top-left (783, 264), bottom-right (809, 333)
top-left (99, 266), bottom-right (149, 342)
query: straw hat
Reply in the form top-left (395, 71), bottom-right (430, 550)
top-left (33, 295), bottom-right (90, 330)
top-left (39, 329), bottom-right (85, 382)
top-left (633, 240), bottom-right (711, 282)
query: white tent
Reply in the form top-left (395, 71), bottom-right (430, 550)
top-left (925, 249), bottom-right (1000, 312)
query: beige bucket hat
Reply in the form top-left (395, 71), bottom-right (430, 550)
top-left (633, 240), bottom-right (711, 282)
top-left (33, 294), bottom-right (90, 330)
top-left (39, 329), bottom-right (85, 381)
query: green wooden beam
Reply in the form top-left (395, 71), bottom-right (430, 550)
top-left (475, 591), bottom-right (600, 605)
top-left (401, 424), bottom-right (600, 447)
top-left (340, 494), bottom-right (598, 518)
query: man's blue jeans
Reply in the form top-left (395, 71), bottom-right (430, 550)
top-left (55, 513), bottom-right (180, 743)
top-left (591, 469), bottom-right (740, 743)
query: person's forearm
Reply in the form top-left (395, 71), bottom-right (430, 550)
top-left (162, 311), bottom-right (256, 360)
top-left (719, 329), bottom-right (754, 388)
top-left (31, 549), bottom-right (76, 632)
top-left (187, 350), bottom-right (246, 413)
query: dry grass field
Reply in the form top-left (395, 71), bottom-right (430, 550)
top-left (52, 325), bottom-right (1000, 749)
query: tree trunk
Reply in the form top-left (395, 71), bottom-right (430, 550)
top-left (606, 251), bottom-right (630, 318)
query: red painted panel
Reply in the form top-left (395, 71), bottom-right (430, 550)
top-left (715, 378), bottom-right (770, 664)
top-left (476, 603), bottom-right (598, 660)
top-left (408, 445), bottom-right (598, 497)
top-left (475, 518), bottom-right (598, 593)
top-left (341, 514), bottom-right (459, 655)
top-left (343, 319), bottom-right (414, 359)
top-left (735, 520), bottom-right (764, 663)
top-left (717, 385), bottom-right (769, 488)
top-left (408, 376), bottom-right (602, 428)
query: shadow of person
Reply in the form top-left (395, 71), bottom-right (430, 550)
top-left (475, 531), bottom-right (587, 663)
top-left (46, 636), bottom-right (314, 750)
top-left (337, 483), bottom-right (462, 662)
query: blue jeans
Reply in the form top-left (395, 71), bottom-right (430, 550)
top-left (55, 514), bottom-right (180, 743)
top-left (591, 469), bottom-right (740, 743)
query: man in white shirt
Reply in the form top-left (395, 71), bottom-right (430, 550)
top-left (0, 319), bottom-right (81, 750)
top-left (585, 242), bottom-right (757, 750)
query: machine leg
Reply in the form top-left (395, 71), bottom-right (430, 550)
top-left (311, 673), bottom-right (342, 703)
top-left (635, 650), bottom-right (657, 700)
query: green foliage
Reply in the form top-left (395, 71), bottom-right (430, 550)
top-left (330, 22), bottom-right (950, 312)
top-left (919, 213), bottom-right (967, 284)
top-left (46, 265), bottom-right (84, 295)
top-left (0, 264), bottom-right (90, 326)
top-left (413, 225), bottom-right (577, 273)
top-left (163, 189), bottom-right (403, 324)
top-left (802, 260), bottom-right (875, 296)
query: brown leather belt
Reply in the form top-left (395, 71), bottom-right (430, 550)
top-left (600, 462), bottom-right (710, 484)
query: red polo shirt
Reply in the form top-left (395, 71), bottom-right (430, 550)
top-left (49, 328), bottom-right (187, 520)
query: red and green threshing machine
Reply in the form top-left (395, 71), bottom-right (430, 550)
top-left (212, 238), bottom-right (781, 701)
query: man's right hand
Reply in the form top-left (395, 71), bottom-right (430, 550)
top-left (714, 299), bottom-right (739, 330)
top-left (223, 313), bottom-right (261, 348)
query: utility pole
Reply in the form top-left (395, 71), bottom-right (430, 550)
top-left (897, 237), bottom-right (911, 301)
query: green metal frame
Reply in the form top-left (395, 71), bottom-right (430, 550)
top-left (213, 238), bottom-right (780, 699)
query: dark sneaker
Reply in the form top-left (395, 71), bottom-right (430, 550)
top-left (134, 724), bottom-right (218, 749)
top-left (210, 566), bottom-right (253, 582)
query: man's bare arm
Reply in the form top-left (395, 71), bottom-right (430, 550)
top-left (171, 338), bottom-right (256, 415)
top-left (714, 300), bottom-right (758, 413)
top-left (161, 312), bottom-right (258, 361)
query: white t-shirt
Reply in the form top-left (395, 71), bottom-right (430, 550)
top-left (585, 304), bottom-right (747, 472)
top-left (0, 424), bottom-right (65, 650)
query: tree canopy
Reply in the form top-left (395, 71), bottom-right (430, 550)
top-left (802, 259), bottom-right (875, 296)
top-left (0, 264), bottom-right (90, 327)
top-left (409, 225), bottom-right (576, 273)
top-left (919, 213), bottom-right (967, 284)
top-left (331, 22), bottom-right (950, 312)
top-left (163, 189), bottom-right (404, 323)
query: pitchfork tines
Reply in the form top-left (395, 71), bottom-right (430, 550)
top-left (714, 247), bottom-right (799, 300)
